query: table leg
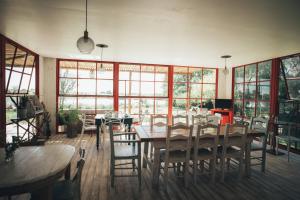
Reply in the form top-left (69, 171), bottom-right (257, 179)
top-left (143, 142), bottom-right (149, 168)
top-left (96, 124), bottom-right (100, 150)
top-left (245, 139), bottom-right (251, 178)
top-left (152, 145), bottom-right (160, 188)
top-left (65, 163), bottom-right (71, 180)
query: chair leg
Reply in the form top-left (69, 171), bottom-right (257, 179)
top-left (220, 157), bottom-right (225, 182)
top-left (193, 160), bottom-right (197, 184)
top-left (200, 160), bottom-right (204, 173)
top-left (276, 137), bottom-right (279, 155)
top-left (287, 140), bottom-right (290, 162)
top-left (226, 158), bottom-right (231, 171)
top-left (111, 160), bottom-right (115, 187)
top-left (138, 157), bottom-right (141, 188)
top-left (132, 159), bottom-right (136, 172)
top-left (184, 161), bottom-right (189, 188)
top-left (211, 159), bottom-right (216, 184)
top-left (238, 156), bottom-right (243, 180)
top-left (261, 148), bottom-right (266, 172)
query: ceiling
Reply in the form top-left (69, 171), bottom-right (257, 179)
top-left (0, 0), bottom-right (299, 67)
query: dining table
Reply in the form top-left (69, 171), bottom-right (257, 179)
top-left (95, 114), bottom-right (133, 150)
top-left (0, 144), bottom-right (75, 199)
top-left (134, 125), bottom-right (264, 188)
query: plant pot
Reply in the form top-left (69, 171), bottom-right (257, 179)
top-left (66, 123), bottom-right (78, 138)
top-left (17, 108), bottom-right (27, 119)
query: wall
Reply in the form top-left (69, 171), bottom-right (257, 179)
top-left (39, 57), bottom-right (57, 133)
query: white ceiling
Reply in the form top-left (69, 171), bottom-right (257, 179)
top-left (0, 0), bottom-right (299, 67)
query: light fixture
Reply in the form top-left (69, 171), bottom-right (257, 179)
top-left (77, 0), bottom-right (94, 54)
top-left (96, 44), bottom-right (109, 69)
top-left (221, 55), bottom-right (232, 74)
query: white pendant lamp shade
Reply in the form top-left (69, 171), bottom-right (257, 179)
top-left (77, 30), bottom-right (95, 54)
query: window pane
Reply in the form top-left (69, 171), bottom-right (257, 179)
top-left (203, 69), bottom-right (216, 83)
top-left (189, 68), bottom-right (202, 83)
top-left (132, 72), bottom-right (140, 80)
top-left (155, 82), bottom-right (168, 97)
top-left (6, 97), bottom-right (17, 124)
top-left (258, 61), bottom-right (271, 81)
top-left (60, 61), bottom-right (77, 78)
top-left (173, 83), bottom-right (187, 98)
top-left (119, 71), bottom-right (130, 80)
top-left (173, 99), bottom-right (187, 114)
top-left (190, 99), bottom-right (201, 110)
top-left (118, 98), bottom-right (126, 113)
top-left (257, 82), bottom-right (270, 101)
top-left (78, 97), bottom-right (95, 110)
top-left (174, 67), bottom-right (188, 82)
top-left (256, 102), bottom-right (270, 118)
top-left (155, 99), bottom-right (168, 114)
top-left (20, 74), bottom-right (31, 93)
top-left (287, 79), bottom-right (300, 99)
top-left (245, 64), bottom-right (256, 82)
top-left (97, 80), bottom-right (113, 95)
top-left (78, 62), bottom-right (96, 78)
top-left (59, 97), bottom-right (77, 110)
top-left (119, 81), bottom-right (129, 96)
top-left (28, 69), bottom-right (35, 95)
top-left (128, 98), bottom-right (140, 114)
top-left (12, 48), bottom-right (26, 72)
top-left (97, 97), bottom-right (113, 111)
top-left (244, 83), bottom-right (256, 100)
top-left (78, 79), bottom-right (96, 95)
top-left (59, 78), bottom-right (77, 95)
top-left (141, 82), bottom-right (154, 96)
top-left (156, 66), bottom-right (168, 81)
top-left (202, 84), bottom-right (215, 99)
top-left (234, 84), bottom-right (243, 99)
top-left (5, 43), bottom-right (15, 69)
top-left (282, 56), bottom-right (300, 78)
top-left (140, 99), bottom-right (154, 115)
top-left (141, 65), bottom-right (154, 81)
top-left (234, 67), bottom-right (244, 83)
top-left (233, 101), bottom-right (243, 116)
top-left (97, 63), bottom-right (113, 79)
top-left (190, 83), bottom-right (201, 98)
top-left (7, 71), bottom-right (22, 93)
top-left (244, 101), bottom-right (256, 118)
top-left (130, 81), bottom-right (140, 96)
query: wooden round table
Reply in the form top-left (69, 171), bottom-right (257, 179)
top-left (0, 144), bottom-right (75, 199)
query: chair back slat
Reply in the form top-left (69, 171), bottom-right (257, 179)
top-left (195, 124), bottom-right (219, 150)
top-left (151, 114), bottom-right (168, 126)
top-left (250, 117), bottom-right (269, 135)
top-left (223, 124), bottom-right (248, 149)
top-left (192, 114), bottom-right (207, 125)
top-left (172, 114), bottom-right (189, 126)
top-left (166, 125), bottom-right (193, 152)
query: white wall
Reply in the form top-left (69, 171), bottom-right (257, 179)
top-left (39, 57), bottom-right (57, 134)
top-left (217, 68), bottom-right (232, 99)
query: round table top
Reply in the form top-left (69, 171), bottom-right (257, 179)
top-left (0, 144), bottom-right (75, 195)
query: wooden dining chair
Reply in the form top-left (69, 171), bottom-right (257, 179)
top-left (151, 114), bottom-right (168, 127)
top-left (206, 114), bottom-right (221, 126)
top-left (172, 114), bottom-right (189, 126)
top-left (51, 159), bottom-right (85, 200)
top-left (192, 124), bottom-right (219, 183)
top-left (218, 124), bottom-right (248, 182)
top-left (249, 117), bottom-right (269, 171)
top-left (160, 124), bottom-right (193, 189)
top-left (108, 122), bottom-right (141, 187)
top-left (192, 114), bottom-right (208, 125)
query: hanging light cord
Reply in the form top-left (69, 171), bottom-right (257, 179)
top-left (224, 58), bottom-right (227, 70)
top-left (85, 0), bottom-right (88, 31)
top-left (100, 47), bottom-right (104, 68)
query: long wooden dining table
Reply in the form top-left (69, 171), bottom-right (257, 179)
top-left (134, 125), bottom-right (264, 188)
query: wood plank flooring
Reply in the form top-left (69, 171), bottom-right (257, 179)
top-left (4, 132), bottom-right (300, 200)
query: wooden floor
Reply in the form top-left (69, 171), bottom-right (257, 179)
top-left (6, 132), bottom-right (300, 200)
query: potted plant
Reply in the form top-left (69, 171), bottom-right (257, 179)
top-left (17, 95), bottom-right (29, 119)
top-left (58, 110), bottom-right (82, 138)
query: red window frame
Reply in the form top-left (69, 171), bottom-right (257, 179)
top-left (172, 66), bottom-right (218, 114)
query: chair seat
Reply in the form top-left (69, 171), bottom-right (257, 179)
top-left (160, 150), bottom-right (188, 162)
top-left (114, 145), bottom-right (139, 158)
top-left (52, 180), bottom-right (75, 200)
top-left (251, 142), bottom-right (264, 151)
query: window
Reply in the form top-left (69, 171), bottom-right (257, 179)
top-left (3, 39), bottom-right (39, 143)
top-left (58, 60), bottom-right (114, 113)
top-left (118, 64), bottom-right (169, 123)
top-left (172, 67), bottom-right (217, 114)
top-left (233, 60), bottom-right (272, 119)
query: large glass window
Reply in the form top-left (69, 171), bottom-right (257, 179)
top-left (58, 61), bottom-right (114, 113)
top-left (233, 60), bottom-right (272, 119)
top-left (118, 64), bottom-right (168, 123)
top-left (172, 67), bottom-right (217, 114)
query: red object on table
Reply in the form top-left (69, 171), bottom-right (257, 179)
top-left (210, 109), bottom-right (233, 125)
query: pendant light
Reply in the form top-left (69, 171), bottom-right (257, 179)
top-left (221, 55), bottom-right (232, 74)
top-left (77, 0), bottom-right (94, 54)
top-left (96, 44), bottom-right (109, 69)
